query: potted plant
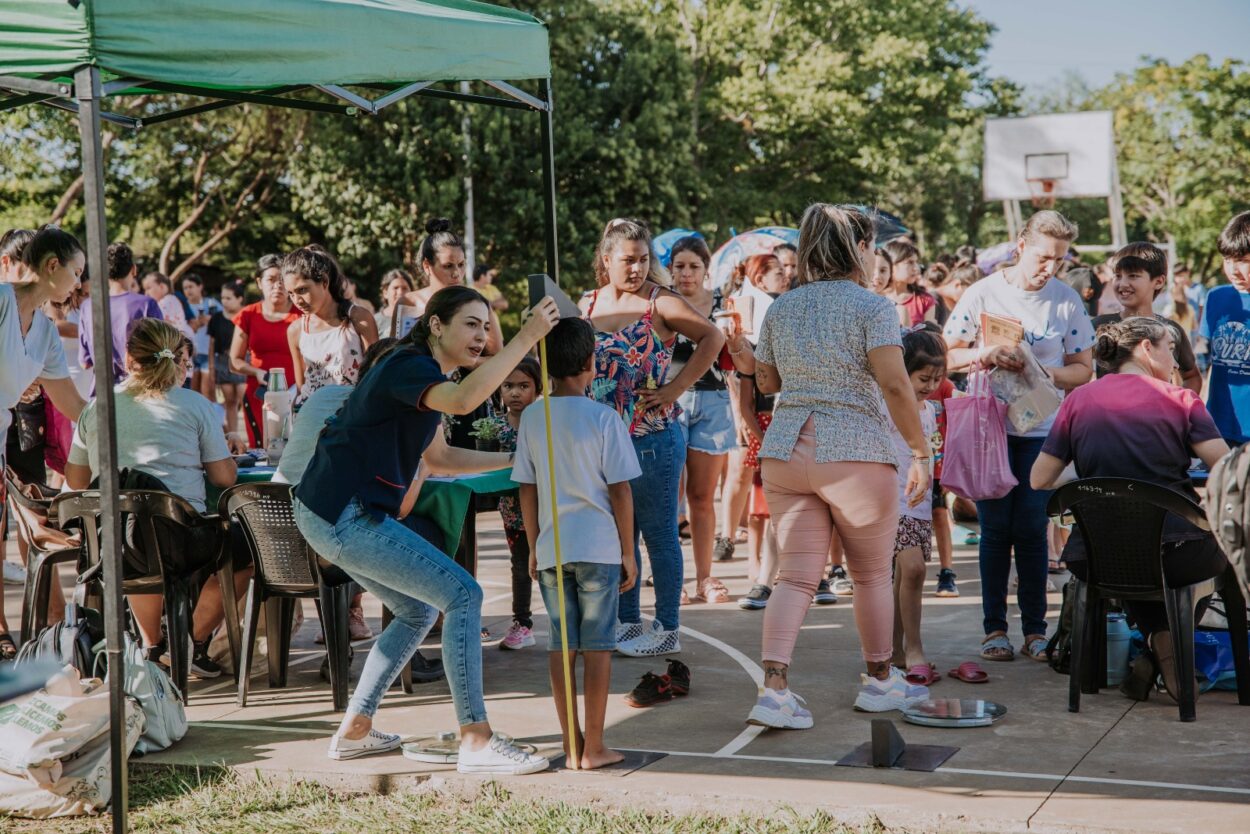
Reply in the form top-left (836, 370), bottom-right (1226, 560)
top-left (470, 417), bottom-right (504, 452)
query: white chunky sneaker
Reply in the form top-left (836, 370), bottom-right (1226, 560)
top-left (853, 667), bottom-right (930, 713)
top-left (457, 733), bottom-right (549, 775)
top-left (746, 688), bottom-right (814, 729)
top-left (328, 728), bottom-right (401, 760)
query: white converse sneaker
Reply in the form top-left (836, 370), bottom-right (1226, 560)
top-left (328, 728), bottom-right (401, 760)
top-left (617, 619), bottom-right (681, 657)
top-left (615, 620), bottom-right (645, 648)
top-left (457, 733), bottom-right (549, 775)
top-left (853, 667), bottom-right (930, 713)
top-left (746, 687), bottom-right (814, 729)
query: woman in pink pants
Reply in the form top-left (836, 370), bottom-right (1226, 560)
top-left (742, 205), bottom-right (933, 729)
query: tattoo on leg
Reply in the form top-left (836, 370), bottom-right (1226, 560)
top-left (866, 660), bottom-right (890, 680)
top-left (764, 665), bottom-right (788, 688)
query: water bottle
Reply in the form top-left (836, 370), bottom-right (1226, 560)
top-left (263, 368), bottom-right (293, 464)
top-left (1106, 612), bottom-right (1131, 686)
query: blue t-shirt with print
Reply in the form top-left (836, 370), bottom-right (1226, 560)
top-left (1199, 284), bottom-right (1250, 443)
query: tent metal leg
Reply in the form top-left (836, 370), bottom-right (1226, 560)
top-left (538, 78), bottom-right (559, 284)
top-left (74, 65), bottom-right (128, 834)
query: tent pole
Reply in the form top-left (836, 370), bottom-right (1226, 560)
top-left (75, 64), bottom-right (128, 834)
top-left (538, 78), bottom-right (559, 285)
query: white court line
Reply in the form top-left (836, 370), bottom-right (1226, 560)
top-left (192, 590), bottom-right (514, 698)
top-left (676, 621), bottom-right (766, 757)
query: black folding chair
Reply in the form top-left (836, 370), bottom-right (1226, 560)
top-left (54, 489), bottom-right (224, 699)
top-left (1049, 477), bottom-right (1250, 721)
top-left (219, 482), bottom-right (353, 710)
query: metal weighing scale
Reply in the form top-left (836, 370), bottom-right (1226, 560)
top-left (902, 698), bottom-right (1008, 729)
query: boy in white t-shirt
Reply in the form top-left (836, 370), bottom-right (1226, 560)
top-left (513, 317), bottom-right (639, 770)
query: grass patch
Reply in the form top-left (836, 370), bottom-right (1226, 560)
top-left (0, 766), bottom-right (891, 834)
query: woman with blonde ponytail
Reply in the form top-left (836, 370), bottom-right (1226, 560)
top-left (65, 317), bottom-right (242, 678)
top-left (736, 203), bottom-right (934, 727)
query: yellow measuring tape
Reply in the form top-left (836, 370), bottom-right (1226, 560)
top-left (537, 336), bottom-right (579, 769)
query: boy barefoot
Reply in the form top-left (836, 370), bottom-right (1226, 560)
top-left (514, 318), bottom-right (640, 770)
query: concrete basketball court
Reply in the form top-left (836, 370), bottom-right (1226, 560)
top-left (7, 513), bottom-right (1249, 833)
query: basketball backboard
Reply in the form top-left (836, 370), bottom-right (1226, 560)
top-left (983, 111), bottom-right (1116, 201)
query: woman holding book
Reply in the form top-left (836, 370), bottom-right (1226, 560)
top-left (942, 210), bottom-right (1096, 663)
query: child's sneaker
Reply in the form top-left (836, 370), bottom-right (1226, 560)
top-left (615, 620), bottom-right (645, 648)
top-left (830, 565), bottom-right (854, 596)
top-left (738, 584), bottom-right (771, 610)
top-left (617, 619), bottom-right (681, 657)
top-left (624, 671), bottom-right (673, 707)
top-left (812, 579), bottom-right (838, 605)
top-left (853, 667), bottom-right (930, 713)
top-left (328, 728), bottom-right (401, 760)
top-left (500, 622), bottom-right (535, 651)
top-left (666, 658), bottom-right (691, 696)
top-left (457, 733), bottom-right (549, 775)
top-left (935, 568), bottom-right (959, 598)
top-left (713, 536), bottom-right (736, 562)
top-left (746, 688), bottom-right (813, 729)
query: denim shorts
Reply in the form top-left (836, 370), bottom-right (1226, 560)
top-left (676, 388), bottom-right (735, 456)
top-left (193, 353), bottom-right (210, 372)
top-left (538, 562), bottom-right (620, 652)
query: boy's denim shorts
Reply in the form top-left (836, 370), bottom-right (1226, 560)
top-left (538, 562), bottom-right (620, 652)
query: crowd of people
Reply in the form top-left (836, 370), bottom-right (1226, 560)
top-left (3, 203), bottom-right (1250, 775)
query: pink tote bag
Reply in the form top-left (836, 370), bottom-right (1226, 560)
top-left (941, 369), bottom-right (1017, 501)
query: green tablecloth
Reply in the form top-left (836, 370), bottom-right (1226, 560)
top-left (210, 466), bottom-right (518, 552)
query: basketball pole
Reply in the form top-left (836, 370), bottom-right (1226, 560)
top-left (537, 334), bottom-right (579, 770)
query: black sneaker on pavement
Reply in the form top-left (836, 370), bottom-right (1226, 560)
top-left (813, 579), bottom-right (838, 605)
top-left (410, 650), bottom-right (445, 683)
top-left (666, 658), bottom-right (691, 696)
top-left (830, 565), bottom-right (854, 596)
top-left (738, 584), bottom-right (771, 610)
top-left (935, 568), bottom-right (959, 598)
top-left (713, 536), bottom-right (735, 562)
top-left (191, 640), bottom-right (223, 679)
top-left (625, 671), bottom-right (673, 708)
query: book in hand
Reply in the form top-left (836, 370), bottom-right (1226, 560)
top-left (980, 312), bottom-right (1024, 348)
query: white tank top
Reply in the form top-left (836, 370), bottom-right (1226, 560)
top-left (297, 308), bottom-right (364, 402)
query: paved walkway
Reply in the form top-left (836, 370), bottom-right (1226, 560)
top-left (6, 515), bottom-right (1250, 833)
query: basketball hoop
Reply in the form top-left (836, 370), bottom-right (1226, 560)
top-left (1027, 178), bottom-right (1057, 209)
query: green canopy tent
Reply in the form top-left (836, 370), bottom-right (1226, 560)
top-left (0, 1), bottom-right (558, 829)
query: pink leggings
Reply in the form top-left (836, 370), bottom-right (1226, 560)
top-left (760, 430), bottom-right (899, 666)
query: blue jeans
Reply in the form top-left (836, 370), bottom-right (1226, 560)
top-left (293, 497), bottom-right (485, 725)
top-left (619, 421), bottom-right (686, 631)
top-left (974, 435), bottom-right (1052, 639)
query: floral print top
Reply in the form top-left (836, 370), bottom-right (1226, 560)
top-left (478, 413), bottom-right (524, 531)
top-left (294, 310), bottom-right (364, 406)
top-left (586, 286), bottom-right (678, 437)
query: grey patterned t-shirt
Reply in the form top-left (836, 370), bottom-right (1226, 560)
top-left (754, 280), bottom-right (901, 466)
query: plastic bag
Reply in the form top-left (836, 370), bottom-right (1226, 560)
top-left (988, 342), bottom-right (1062, 434)
top-left (940, 369), bottom-right (1017, 501)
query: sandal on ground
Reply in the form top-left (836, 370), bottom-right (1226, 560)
top-left (980, 632), bottom-right (1015, 662)
top-left (904, 663), bottom-right (940, 686)
top-left (0, 632), bottom-right (16, 661)
top-left (1021, 634), bottom-right (1049, 662)
top-left (697, 577), bottom-right (731, 605)
top-left (948, 661), bottom-right (989, 683)
top-left (680, 587), bottom-right (692, 606)
top-left (1048, 558), bottom-right (1065, 574)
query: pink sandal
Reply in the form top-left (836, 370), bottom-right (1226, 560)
top-left (697, 577), bottom-right (731, 604)
top-left (904, 663), bottom-right (940, 686)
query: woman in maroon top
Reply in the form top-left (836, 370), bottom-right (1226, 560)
top-left (1031, 317), bottom-right (1230, 701)
top-left (230, 254), bottom-right (301, 446)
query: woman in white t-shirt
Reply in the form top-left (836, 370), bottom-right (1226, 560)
top-left (942, 210), bottom-right (1096, 663)
top-left (0, 226), bottom-right (87, 659)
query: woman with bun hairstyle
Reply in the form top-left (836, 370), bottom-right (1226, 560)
top-left (293, 286), bottom-right (559, 773)
top-left (66, 317), bottom-right (239, 678)
top-left (581, 218), bottom-right (725, 657)
top-left (401, 218), bottom-right (503, 356)
top-left (1031, 317), bottom-right (1230, 701)
top-left (670, 235), bottom-right (738, 604)
top-left (283, 245), bottom-right (379, 406)
top-left (739, 204), bottom-right (933, 726)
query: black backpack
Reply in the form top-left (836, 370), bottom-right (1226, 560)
top-left (14, 604), bottom-right (104, 677)
top-left (1045, 576), bottom-right (1077, 674)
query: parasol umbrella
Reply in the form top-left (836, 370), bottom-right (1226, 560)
top-left (653, 228), bottom-right (704, 268)
top-left (708, 228), bottom-right (798, 290)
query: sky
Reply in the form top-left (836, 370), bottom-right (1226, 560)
top-left (970, 0), bottom-right (1248, 93)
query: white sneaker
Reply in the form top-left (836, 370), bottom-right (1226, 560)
top-left (328, 728), bottom-right (401, 760)
top-left (2, 560), bottom-right (26, 583)
top-left (457, 733), bottom-right (549, 775)
top-left (615, 620), bottom-right (645, 648)
top-left (746, 687), bottom-right (814, 729)
top-left (853, 667), bottom-right (930, 713)
top-left (617, 619), bottom-right (681, 657)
